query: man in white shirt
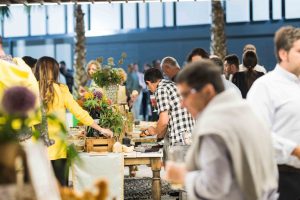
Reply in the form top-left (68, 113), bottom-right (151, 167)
top-left (247, 26), bottom-right (300, 200)
top-left (165, 60), bottom-right (278, 200)
top-left (239, 44), bottom-right (267, 73)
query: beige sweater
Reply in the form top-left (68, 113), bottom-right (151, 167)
top-left (186, 90), bottom-right (278, 200)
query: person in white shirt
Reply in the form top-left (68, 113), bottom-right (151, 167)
top-left (165, 60), bottom-right (278, 200)
top-left (239, 44), bottom-right (267, 74)
top-left (247, 26), bottom-right (300, 200)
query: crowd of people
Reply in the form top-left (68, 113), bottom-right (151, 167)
top-left (143, 25), bottom-right (300, 200)
top-left (1, 25), bottom-right (300, 200)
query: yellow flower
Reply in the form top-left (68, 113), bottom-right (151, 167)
top-left (0, 117), bottom-right (6, 124)
top-left (84, 92), bottom-right (94, 100)
top-left (12, 119), bottom-right (22, 130)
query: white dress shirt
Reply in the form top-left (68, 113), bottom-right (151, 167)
top-left (247, 64), bottom-right (300, 168)
top-left (239, 64), bottom-right (267, 74)
top-left (185, 135), bottom-right (278, 200)
top-left (221, 75), bottom-right (242, 97)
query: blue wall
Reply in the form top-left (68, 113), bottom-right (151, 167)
top-left (86, 20), bottom-right (300, 72)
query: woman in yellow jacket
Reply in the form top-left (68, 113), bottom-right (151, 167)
top-left (35, 56), bottom-right (113, 186)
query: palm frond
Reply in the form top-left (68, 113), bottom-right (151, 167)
top-left (0, 6), bottom-right (10, 20)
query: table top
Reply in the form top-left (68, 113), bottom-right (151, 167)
top-left (80, 151), bottom-right (163, 158)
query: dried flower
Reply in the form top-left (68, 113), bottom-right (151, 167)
top-left (121, 52), bottom-right (127, 59)
top-left (2, 86), bottom-right (36, 116)
top-left (107, 57), bottom-right (115, 66)
top-left (96, 57), bottom-right (103, 64)
top-left (93, 91), bottom-right (103, 100)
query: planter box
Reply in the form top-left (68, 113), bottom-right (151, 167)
top-left (85, 137), bottom-right (115, 152)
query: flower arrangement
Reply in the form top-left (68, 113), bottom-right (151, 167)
top-left (0, 86), bottom-right (38, 143)
top-left (92, 53), bottom-right (127, 88)
top-left (78, 90), bottom-right (124, 138)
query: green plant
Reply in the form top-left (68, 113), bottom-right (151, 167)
top-left (92, 53), bottom-right (127, 88)
top-left (78, 90), bottom-right (124, 138)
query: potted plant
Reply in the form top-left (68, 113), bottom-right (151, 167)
top-left (78, 90), bottom-right (125, 140)
top-left (92, 53), bottom-right (127, 104)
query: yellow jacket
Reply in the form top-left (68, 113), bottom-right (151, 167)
top-left (0, 58), bottom-right (41, 126)
top-left (47, 83), bottom-right (94, 160)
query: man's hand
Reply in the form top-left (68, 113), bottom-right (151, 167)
top-left (165, 161), bottom-right (187, 185)
top-left (292, 146), bottom-right (300, 159)
top-left (147, 126), bottom-right (156, 135)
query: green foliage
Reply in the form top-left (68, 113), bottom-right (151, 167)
top-left (0, 114), bottom-right (30, 143)
top-left (79, 90), bottom-right (124, 138)
top-left (0, 7), bottom-right (10, 20)
top-left (92, 53), bottom-right (127, 88)
top-left (98, 105), bottom-right (124, 136)
top-left (93, 67), bottom-right (123, 88)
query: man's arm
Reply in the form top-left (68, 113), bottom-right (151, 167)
top-left (185, 135), bottom-right (234, 199)
top-left (247, 81), bottom-right (299, 162)
top-left (148, 111), bottom-right (168, 138)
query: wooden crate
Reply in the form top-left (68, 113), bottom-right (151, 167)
top-left (85, 137), bottom-right (115, 152)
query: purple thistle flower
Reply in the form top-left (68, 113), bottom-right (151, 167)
top-left (2, 86), bottom-right (36, 116)
top-left (93, 90), bottom-right (103, 100)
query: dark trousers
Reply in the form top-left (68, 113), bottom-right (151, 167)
top-left (278, 165), bottom-right (300, 200)
top-left (51, 159), bottom-right (68, 186)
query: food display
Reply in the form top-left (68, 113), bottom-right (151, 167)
top-left (68, 126), bottom-right (86, 152)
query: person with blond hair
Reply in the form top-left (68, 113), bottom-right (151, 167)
top-left (35, 56), bottom-right (112, 186)
top-left (78, 60), bottom-right (102, 97)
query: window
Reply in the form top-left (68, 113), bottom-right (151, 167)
top-left (176, 1), bottom-right (211, 26)
top-left (138, 3), bottom-right (147, 28)
top-left (149, 2), bottom-right (163, 28)
top-left (48, 5), bottom-right (65, 34)
top-left (90, 4), bottom-right (121, 33)
top-left (272, 0), bottom-right (282, 20)
top-left (4, 6), bottom-right (28, 37)
top-left (164, 2), bottom-right (174, 27)
top-left (285, 0), bottom-right (300, 19)
top-left (226, 0), bottom-right (250, 23)
top-left (30, 6), bottom-right (46, 36)
top-left (252, 0), bottom-right (269, 21)
top-left (123, 3), bottom-right (137, 29)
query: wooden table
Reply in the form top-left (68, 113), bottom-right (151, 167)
top-left (124, 151), bottom-right (163, 200)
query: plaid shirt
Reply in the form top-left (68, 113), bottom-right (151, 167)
top-left (155, 79), bottom-right (194, 146)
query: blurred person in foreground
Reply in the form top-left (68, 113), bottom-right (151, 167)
top-left (165, 60), bottom-right (278, 200)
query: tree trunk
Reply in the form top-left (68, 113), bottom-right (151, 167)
top-left (74, 5), bottom-right (88, 96)
top-left (210, 0), bottom-right (227, 59)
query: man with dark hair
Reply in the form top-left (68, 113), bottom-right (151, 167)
top-left (209, 56), bottom-right (241, 97)
top-left (186, 48), bottom-right (209, 63)
top-left (165, 60), bottom-right (278, 200)
top-left (223, 54), bottom-right (239, 81)
top-left (144, 68), bottom-right (194, 148)
top-left (161, 56), bottom-right (180, 82)
top-left (247, 26), bottom-right (300, 200)
top-left (22, 56), bottom-right (37, 72)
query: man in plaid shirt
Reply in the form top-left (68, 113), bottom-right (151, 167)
top-left (145, 68), bottom-right (194, 146)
